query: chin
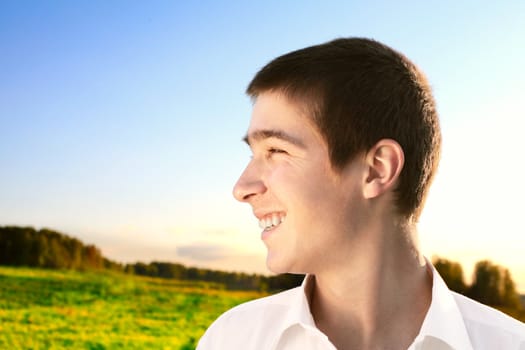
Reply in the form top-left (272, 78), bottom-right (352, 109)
top-left (266, 256), bottom-right (292, 274)
top-left (266, 255), bottom-right (305, 275)
top-left (266, 263), bottom-right (287, 274)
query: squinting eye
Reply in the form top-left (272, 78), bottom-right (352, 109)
top-left (268, 147), bottom-right (287, 155)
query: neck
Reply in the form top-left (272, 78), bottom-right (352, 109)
top-left (309, 221), bottom-right (432, 350)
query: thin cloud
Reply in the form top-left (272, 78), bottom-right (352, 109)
top-left (176, 243), bottom-right (235, 262)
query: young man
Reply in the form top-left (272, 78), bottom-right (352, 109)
top-left (198, 38), bottom-right (525, 349)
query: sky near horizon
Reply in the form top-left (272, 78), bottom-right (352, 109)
top-left (1, 1), bottom-right (524, 292)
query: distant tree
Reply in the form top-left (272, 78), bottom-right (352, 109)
top-left (49, 236), bottom-right (66, 268)
top-left (103, 258), bottom-right (123, 272)
top-left (467, 260), bottom-right (522, 309)
top-left (152, 262), bottom-right (186, 279)
top-left (82, 244), bottom-right (104, 269)
top-left (132, 262), bottom-right (159, 277)
top-left (433, 257), bottom-right (467, 294)
top-left (0, 226), bottom-right (33, 265)
top-left (33, 233), bottom-right (49, 267)
top-left (502, 269), bottom-right (522, 310)
top-left (65, 237), bottom-right (83, 269)
top-left (124, 264), bottom-right (135, 274)
top-left (468, 260), bottom-right (501, 305)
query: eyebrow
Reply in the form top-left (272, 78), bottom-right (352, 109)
top-left (243, 129), bottom-right (306, 149)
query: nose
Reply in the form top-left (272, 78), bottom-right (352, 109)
top-left (233, 161), bottom-right (267, 202)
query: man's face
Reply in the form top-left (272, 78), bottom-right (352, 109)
top-left (233, 92), bottom-right (366, 274)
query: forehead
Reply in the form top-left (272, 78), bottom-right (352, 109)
top-left (248, 92), bottom-right (319, 136)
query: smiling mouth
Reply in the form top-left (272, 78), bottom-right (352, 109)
top-left (258, 213), bottom-right (286, 231)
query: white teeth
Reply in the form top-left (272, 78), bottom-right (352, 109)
top-left (271, 213), bottom-right (279, 226)
top-left (258, 213), bottom-right (286, 230)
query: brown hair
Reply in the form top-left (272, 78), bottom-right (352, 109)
top-left (246, 37), bottom-right (441, 221)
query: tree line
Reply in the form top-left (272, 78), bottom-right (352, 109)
top-left (0, 226), bottom-right (106, 270)
top-left (126, 261), bottom-right (304, 292)
top-left (0, 226), bottom-right (302, 292)
top-left (0, 225), bottom-right (523, 318)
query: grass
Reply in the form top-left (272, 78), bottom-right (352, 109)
top-left (0, 266), bottom-right (264, 349)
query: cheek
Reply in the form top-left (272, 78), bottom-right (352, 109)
top-left (265, 163), bottom-right (298, 197)
top-left (267, 162), bottom-right (338, 210)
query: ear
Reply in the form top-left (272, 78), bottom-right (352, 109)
top-left (363, 139), bottom-right (404, 199)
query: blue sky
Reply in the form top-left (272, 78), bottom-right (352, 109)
top-left (1, 1), bottom-right (524, 291)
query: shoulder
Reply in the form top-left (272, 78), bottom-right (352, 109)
top-left (197, 287), bottom-right (302, 349)
top-left (452, 292), bottom-right (525, 348)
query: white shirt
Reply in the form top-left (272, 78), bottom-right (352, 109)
top-left (197, 264), bottom-right (525, 349)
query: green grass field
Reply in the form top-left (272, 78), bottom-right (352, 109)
top-left (0, 266), bottom-right (264, 349)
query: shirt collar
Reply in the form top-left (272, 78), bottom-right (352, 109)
top-left (283, 274), bottom-right (318, 327)
top-left (410, 262), bottom-right (474, 350)
top-left (269, 274), bottom-right (322, 348)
